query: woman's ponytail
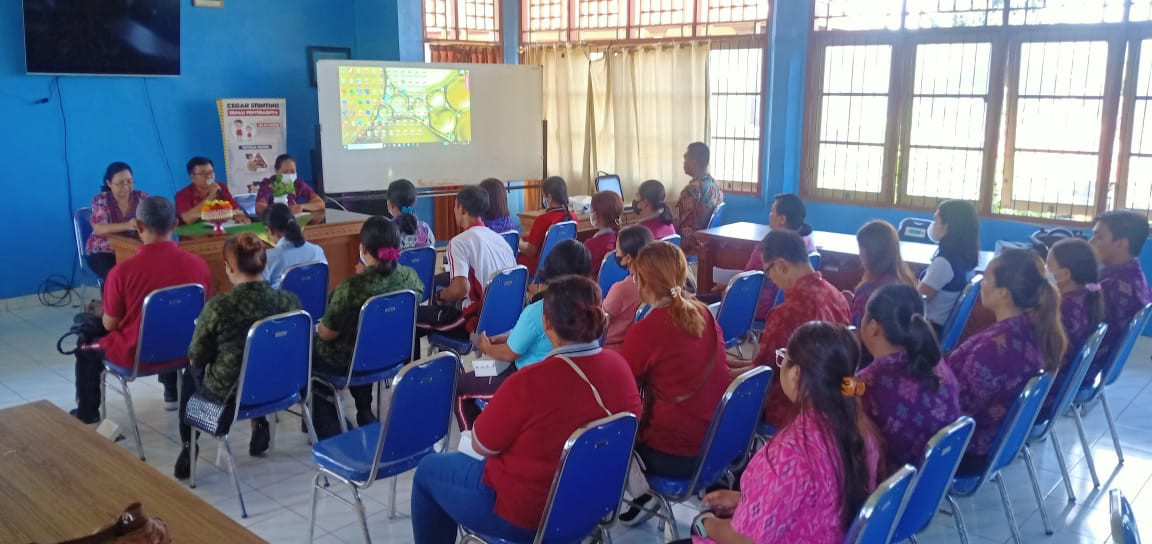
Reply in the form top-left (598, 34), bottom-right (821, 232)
top-left (1033, 281), bottom-right (1067, 372)
top-left (993, 249), bottom-right (1068, 371)
top-left (866, 284), bottom-right (944, 389)
top-left (387, 179), bottom-right (420, 236)
top-left (263, 203), bottom-right (305, 248)
top-left (904, 313), bottom-right (942, 390)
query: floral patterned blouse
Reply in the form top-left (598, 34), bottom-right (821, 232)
top-left (1043, 287), bottom-right (1098, 419)
top-left (676, 174), bottom-right (723, 255)
top-left (86, 190), bottom-right (148, 255)
top-left (850, 275), bottom-right (901, 327)
top-left (1092, 259), bottom-right (1152, 384)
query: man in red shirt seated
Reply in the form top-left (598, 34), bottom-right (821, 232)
top-left (174, 156), bottom-right (249, 225)
top-left (71, 196), bottom-right (212, 423)
top-left (729, 229), bottom-right (851, 427)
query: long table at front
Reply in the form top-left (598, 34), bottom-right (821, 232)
top-left (109, 208), bottom-right (371, 295)
top-left (0, 401), bottom-right (263, 543)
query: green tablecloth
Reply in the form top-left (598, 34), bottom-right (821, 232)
top-left (174, 214), bottom-right (311, 238)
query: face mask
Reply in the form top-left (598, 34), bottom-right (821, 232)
top-left (632, 199), bottom-right (641, 210)
top-left (280, 173), bottom-right (297, 184)
top-left (1045, 271), bottom-right (1058, 285)
top-left (614, 253), bottom-right (626, 268)
top-left (927, 221), bottom-right (943, 243)
top-left (590, 213), bottom-right (598, 229)
top-left (542, 197), bottom-right (550, 209)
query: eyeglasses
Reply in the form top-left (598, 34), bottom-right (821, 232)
top-left (192, 170), bottom-right (215, 178)
top-left (108, 179), bottom-right (132, 187)
top-left (764, 261), bottom-right (777, 275)
top-left (774, 348), bottom-right (789, 368)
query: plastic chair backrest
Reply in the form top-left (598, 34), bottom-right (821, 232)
top-left (1103, 303), bottom-right (1152, 387)
top-left (369, 352), bottom-right (460, 482)
top-left (134, 283), bottom-right (206, 372)
top-left (536, 413), bottom-right (639, 543)
top-left (398, 246), bottom-right (437, 303)
top-left (348, 290), bottom-right (419, 378)
top-left (716, 271), bottom-right (765, 346)
top-left (845, 465), bottom-right (918, 544)
top-left (939, 274), bottom-right (984, 352)
top-left (475, 266), bottom-right (529, 337)
top-left (635, 304), bottom-right (652, 322)
top-left (976, 374), bottom-right (1054, 485)
top-left (539, 221), bottom-right (578, 269)
top-left (1036, 323), bottom-right (1107, 429)
top-left (1111, 489), bottom-right (1143, 544)
top-left (499, 230), bottom-right (521, 258)
top-left (661, 234), bottom-right (682, 247)
top-left (891, 416), bottom-right (976, 541)
top-left (598, 251), bottom-right (630, 299)
top-left (707, 202), bottom-right (726, 229)
top-left (898, 218), bottom-right (933, 243)
top-left (681, 366), bottom-right (773, 499)
top-left (280, 261), bottom-right (329, 321)
top-left (73, 207), bottom-right (93, 273)
top-left (233, 310), bottom-right (312, 420)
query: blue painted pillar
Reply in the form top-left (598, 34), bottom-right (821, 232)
top-left (761, 0), bottom-right (815, 199)
top-left (353, 0), bottom-right (424, 62)
top-left (502, 0), bottom-right (521, 64)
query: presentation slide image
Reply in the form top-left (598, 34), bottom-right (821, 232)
top-left (338, 65), bottom-right (472, 149)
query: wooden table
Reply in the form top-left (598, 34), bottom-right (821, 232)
top-left (518, 208), bottom-right (645, 241)
top-left (0, 401), bottom-right (262, 544)
top-left (110, 208), bottom-right (371, 295)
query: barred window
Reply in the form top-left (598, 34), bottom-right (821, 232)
top-left (424, 0), bottom-right (501, 42)
top-left (522, 0), bottom-right (769, 43)
top-left (708, 43), bottom-right (765, 194)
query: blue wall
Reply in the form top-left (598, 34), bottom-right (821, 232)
top-left (0, 0), bottom-right (357, 299)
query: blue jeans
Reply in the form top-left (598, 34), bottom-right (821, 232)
top-left (411, 452), bottom-right (538, 544)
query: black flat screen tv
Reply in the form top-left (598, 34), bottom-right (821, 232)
top-left (23, 0), bottom-right (181, 76)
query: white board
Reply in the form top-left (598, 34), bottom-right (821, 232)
top-left (317, 59), bottom-right (543, 193)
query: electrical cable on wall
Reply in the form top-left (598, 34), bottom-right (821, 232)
top-left (143, 78), bottom-right (178, 192)
top-left (40, 76), bottom-right (81, 308)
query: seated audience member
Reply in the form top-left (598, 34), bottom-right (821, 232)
top-left (479, 178), bottom-right (518, 233)
top-left (175, 156), bottom-right (248, 225)
top-left (603, 226), bottom-right (656, 350)
top-left (857, 284), bottom-right (961, 475)
top-left (253, 154), bottom-right (325, 215)
top-left (387, 178), bottom-right (435, 249)
top-left (262, 203), bottom-right (327, 288)
top-left (730, 230), bottom-right (851, 427)
top-left (685, 322), bottom-right (882, 544)
top-left (519, 176), bottom-right (574, 275)
top-left (848, 220), bottom-right (917, 326)
top-left (410, 275), bottom-right (642, 544)
top-left (312, 217), bottom-right (425, 438)
top-left (86, 161), bottom-right (148, 282)
top-left (458, 240), bottom-right (593, 430)
top-left (732, 194), bottom-right (817, 320)
top-left (634, 179), bottom-right (676, 239)
top-left (1088, 209), bottom-right (1152, 384)
top-left (675, 142), bottom-right (723, 256)
top-left (946, 249), bottom-right (1065, 473)
top-left (1042, 238), bottom-right (1104, 416)
top-left (417, 186), bottom-right (517, 341)
top-left (71, 197), bottom-right (211, 423)
top-left (617, 241), bottom-right (730, 525)
top-left (584, 190), bottom-right (625, 278)
top-left (918, 200), bottom-right (980, 333)
top-left (174, 233), bottom-right (301, 478)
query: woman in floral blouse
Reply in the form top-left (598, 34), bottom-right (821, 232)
top-left (1041, 238), bottom-right (1105, 418)
top-left (945, 249), bottom-right (1066, 473)
top-left (86, 162), bottom-right (147, 282)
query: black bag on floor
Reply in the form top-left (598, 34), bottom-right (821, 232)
top-left (58, 312), bottom-right (107, 355)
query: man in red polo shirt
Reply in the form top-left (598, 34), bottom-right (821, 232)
top-left (174, 156), bottom-right (248, 225)
top-left (71, 196), bottom-right (212, 423)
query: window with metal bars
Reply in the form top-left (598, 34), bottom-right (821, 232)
top-left (424, 0), bottom-right (501, 43)
top-left (708, 43), bottom-right (764, 194)
top-left (521, 0), bottom-right (770, 43)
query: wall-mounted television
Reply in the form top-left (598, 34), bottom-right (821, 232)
top-left (23, 0), bottom-right (181, 76)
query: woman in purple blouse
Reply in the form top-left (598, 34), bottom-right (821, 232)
top-left (848, 220), bottom-right (918, 327)
top-left (86, 162), bottom-right (148, 282)
top-left (945, 249), bottom-right (1066, 473)
top-left (1041, 238), bottom-right (1104, 418)
top-left (857, 283), bottom-right (962, 476)
top-left (479, 178), bottom-right (519, 233)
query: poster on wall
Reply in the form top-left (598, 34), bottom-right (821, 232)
top-left (216, 98), bottom-right (287, 196)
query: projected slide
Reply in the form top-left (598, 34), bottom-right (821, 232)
top-left (339, 66), bottom-right (472, 149)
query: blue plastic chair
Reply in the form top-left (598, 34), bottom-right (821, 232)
top-left (499, 230), bottom-right (521, 259)
top-left (845, 464), bottom-right (918, 544)
top-left (707, 202), bottom-right (726, 229)
top-left (538, 221), bottom-right (578, 275)
top-left (308, 352), bottom-right (460, 542)
top-left (898, 217), bottom-right (933, 243)
top-left (947, 373), bottom-right (1055, 544)
top-left (280, 260), bottom-right (329, 321)
top-left (398, 246), bottom-right (436, 303)
top-left (890, 416), bottom-right (976, 542)
top-left (1028, 323), bottom-right (1108, 504)
top-left (715, 270), bottom-right (764, 359)
top-left (103, 283), bottom-right (205, 460)
top-left (428, 266), bottom-right (528, 355)
top-left (661, 234), bottom-right (682, 247)
top-left (939, 274), bottom-right (983, 353)
top-left (73, 207), bottom-right (100, 287)
top-left (1073, 303), bottom-right (1152, 474)
top-left (1111, 489), bottom-right (1142, 544)
top-left (460, 413), bottom-right (640, 544)
top-left (598, 251), bottom-right (630, 300)
top-left (187, 310), bottom-right (315, 518)
top-left (634, 303), bottom-right (652, 322)
top-left (643, 366), bottom-right (773, 540)
top-left (313, 290), bottom-right (419, 433)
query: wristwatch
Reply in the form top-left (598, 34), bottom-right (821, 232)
top-left (692, 512), bottom-right (716, 538)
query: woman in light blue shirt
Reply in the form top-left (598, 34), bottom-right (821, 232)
top-left (262, 203), bottom-right (327, 288)
top-left (454, 240), bottom-right (593, 430)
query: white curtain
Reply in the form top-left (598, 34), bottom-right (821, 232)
top-left (525, 44), bottom-right (594, 191)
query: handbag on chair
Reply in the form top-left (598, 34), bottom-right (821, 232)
top-left (183, 387), bottom-right (234, 437)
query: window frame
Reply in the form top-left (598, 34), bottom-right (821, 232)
top-left (707, 36), bottom-right (769, 195)
top-left (521, 0), bottom-right (770, 45)
top-left (423, 0), bottom-right (503, 44)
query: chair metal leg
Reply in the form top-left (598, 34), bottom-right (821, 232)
top-left (100, 370), bottom-right (107, 421)
top-left (909, 535), bottom-right (919, 544)
top-left (1022, 446), bottom-right (1053, 534)
top-left (307, 472), bottom-right (322, 543)
top-left (1071, 403), bottom-right (1101, 485)
top-left (735, 343), bottom-right (746, 359)
top-left (190, 430), bottom-right (200, 489)
top-left (119, 377), bottom-right (145, 461)
top-left (598, 524), bottom-right (613, 544)
top-left (335, 389), bottom-right (350, 433)
top-left (1100, 392), bottom-right (1124, 464)
top-left (946, 495), bottom-right (970, 544)
top-left (994, 473), bottom-right (1023, 544)
top-left (352, 487), bottom-right (371, 543)
top-left (302, 401), bottom-right (319, 445)
top-left (389, 475), bottom-right (399, 519)
top-left (652, 493), bottom-right (679, 540)
top-left (221, 438), bottom-right (247, 518)
top-left (1048, 430), bottom-right (1078, 501)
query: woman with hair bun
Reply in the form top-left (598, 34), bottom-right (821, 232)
top-left (387, 178), bottom-right (435, 249)
top-left (175, 232), bottom-right (302, 479)
top-left (584, 190), bottom-right (625, 277)
top-left (262, 202), bottom-right (327, 288)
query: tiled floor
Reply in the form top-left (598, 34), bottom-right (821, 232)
top-left (2, 302), bottom-right (1152, 543)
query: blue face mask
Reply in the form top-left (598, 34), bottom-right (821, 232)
top-left (614, 253), bottom-right (626, 268)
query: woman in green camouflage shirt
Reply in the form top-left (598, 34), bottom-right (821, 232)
top-left (313, 216), bottom-right (425, 438)
top-left (175, 233), bottom-right (302, 479)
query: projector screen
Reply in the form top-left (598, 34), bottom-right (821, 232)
top-left (317, 60), bottom-right (543, 193)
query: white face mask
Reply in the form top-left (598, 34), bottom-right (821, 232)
top-left (280, 173), bottom-right (297, 184)
top-left (590, 213), bottom-right (598, 229)
top-left (1044, 271), bottom-right (1057, 285)
top-left (927, 221), bottom-right (944, 243)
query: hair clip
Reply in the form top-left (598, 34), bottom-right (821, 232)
top-left (1085, 282), bottom-right (1102, 293)
top-left (669, 286), bottom-right (683, 299)
top-left (841, 377), bottom-right (866, 397)
top-left (401, 206), bottom-right (415, 214)
top-left (376, 247), bottom-right (401, 261)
